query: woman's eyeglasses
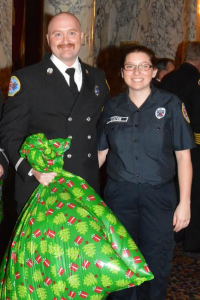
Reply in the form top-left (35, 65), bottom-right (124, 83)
top-left (123, 64), bottom-right (153, 71)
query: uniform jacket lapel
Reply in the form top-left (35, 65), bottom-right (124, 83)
top-left (80, 61), bottom-right (94, 93)
top-left (39, 55), bottom-right (96, 115)
top-left (40, 54), bottom-right (75, 112)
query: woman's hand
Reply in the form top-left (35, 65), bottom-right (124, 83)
top-left (32, 169), bottom-right (57, 186)
top-left (173, 202), bottom-right (190, 232)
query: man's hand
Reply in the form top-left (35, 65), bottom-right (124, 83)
top-left (31, 169), bottom-right (57, 186)
top-left (0, 164), bottom-right (4, 178)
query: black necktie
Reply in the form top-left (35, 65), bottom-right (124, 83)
top-left (65, 68), bottom-right (79, 95)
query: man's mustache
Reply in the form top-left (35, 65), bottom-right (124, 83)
top-left (58, 43), bottom-right (75, 50)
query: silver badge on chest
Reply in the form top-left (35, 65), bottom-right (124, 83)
top-left (155, 107), bottom-right (166, 119)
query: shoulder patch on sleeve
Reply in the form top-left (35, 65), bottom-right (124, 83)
top-left (105, 79), bottom-right (110, 90)
top-left (198, 79), bottom-right (200, 85)
top-left (182, 103), bottom-right (190, 123)
top-left (8, 76), bottom-right (21, 97)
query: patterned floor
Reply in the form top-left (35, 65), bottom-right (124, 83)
top-left (167, 247), bottom-right (200, 299)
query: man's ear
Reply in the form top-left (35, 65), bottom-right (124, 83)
top-left (81, 32), bottom-right (84, 42)
top-left (46, 34), bottom-right (50, 46)
top-left (197, 61), bottom-right (200, 73)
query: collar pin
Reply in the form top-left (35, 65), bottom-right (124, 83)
top-left (47, 68), bottom-right (53, 75)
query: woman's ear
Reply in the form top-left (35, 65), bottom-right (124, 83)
top-left (152, 68), bottom-right (158, 79)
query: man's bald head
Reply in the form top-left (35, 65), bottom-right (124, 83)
top-left (184, 41), bottom-right (200, 72)
top-left (46, 12), bottom-right (83, 66)
top-left (47, 12), bottom-right (81, 35)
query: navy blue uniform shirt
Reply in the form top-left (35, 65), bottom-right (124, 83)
top-left (97, 86), bottom-right (195, 185)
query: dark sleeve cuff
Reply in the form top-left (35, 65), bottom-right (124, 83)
top-left (17, 158), bottom-right (33, 181)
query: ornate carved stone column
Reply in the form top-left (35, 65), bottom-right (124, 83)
top-left (43, 0), bottom-right (96, 66)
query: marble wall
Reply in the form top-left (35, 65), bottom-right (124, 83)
top-left (95, 0), bottom-right (197, 61)
top-left (44, 0), bottom-right (96, 65)
top-left (0, 0), bottom-right (12, 99)
top-left (0, 0), bottom-right (198, 96)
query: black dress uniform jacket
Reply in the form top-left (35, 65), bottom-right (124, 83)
top-left (160, 62), bottom-right (200, 136)
top-left (98, 86), bottom-right (195, 185)
top-left (0, 54), bottom-right (109, 211)
top-left (160, 62), bottom-right (200, 252)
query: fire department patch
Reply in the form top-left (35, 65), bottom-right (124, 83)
top-left (8, 76), bottom-right (21, 97)
top-left (155, 107), bottom-right (166, 119)
top-left (182, 103), bottom-right (190, 123)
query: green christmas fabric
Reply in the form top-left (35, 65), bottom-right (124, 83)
top-left (0, 133), bottom-right (153, 300)
top-left (0, 179), bottom-right (3, 223)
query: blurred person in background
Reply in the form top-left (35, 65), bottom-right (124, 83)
top-left (160, 41), bottom-right (200, 256)
top-left (152, 57), bottom-right (175, 88)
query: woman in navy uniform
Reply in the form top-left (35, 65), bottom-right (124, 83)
top-left (0, 13), bottom-right (109, 214)
top-left (98, 46), bottom-right (195, 300)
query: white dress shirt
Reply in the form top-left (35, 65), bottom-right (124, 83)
top-left (50, 54), bottom-right (82, 91)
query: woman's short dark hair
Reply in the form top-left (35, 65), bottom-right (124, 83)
top-left (121, 45), bottom-right (156, 68)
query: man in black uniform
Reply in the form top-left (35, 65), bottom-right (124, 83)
top-left (160, 41), bottom-right (200, 254)
top-left (0, 12), bottom-right (109, 214)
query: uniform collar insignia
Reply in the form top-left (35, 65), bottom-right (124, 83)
top-left (95, 85), bottom-right (100, 96)
top-left (47, 68), bottom-right (53, 75)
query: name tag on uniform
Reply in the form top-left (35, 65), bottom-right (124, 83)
top-left (107, 116), bottom-right (129, 124)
